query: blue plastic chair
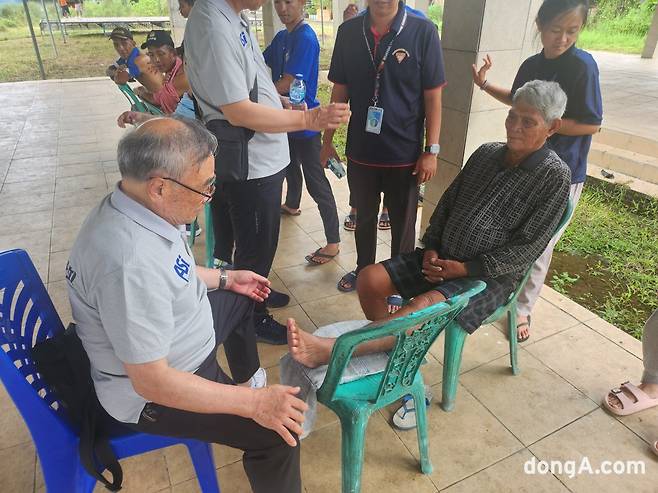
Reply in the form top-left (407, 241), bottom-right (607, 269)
top-left (0, 249), bottom-right (221, 492)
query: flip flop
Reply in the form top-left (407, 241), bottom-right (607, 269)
top-left (652, 441), bottom-right (658, 458)
top-left (281, 206), bottom-right (301, 216)
top-left (305, 248), bottom-right (339, 266)
top-left (337, 270), bottom-right (357, 292)
top-left (377, 212), bottom-right (391, 230)
top-left (392, 387), bottom-right (434, 430)
top-left (602, 382), bottom-right (658, 416)
top-left (344, 214), bottom-right (357, 231)
top-left (517, 314), bottom-right (531, 343)
top-left (387, 294), bottom-right (404, 314)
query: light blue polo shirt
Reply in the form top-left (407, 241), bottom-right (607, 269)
top-left (66, 186), bottom-right (215, 423)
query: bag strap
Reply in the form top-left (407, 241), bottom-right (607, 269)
top-left (78, 397), bottom-right (123, 491)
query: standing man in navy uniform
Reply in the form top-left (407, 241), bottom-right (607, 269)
top-left (322, 0), bottom-right (446, 293)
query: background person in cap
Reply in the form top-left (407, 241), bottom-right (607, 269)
top-left (106, 27), bottom-right (163, 94)
top-left (136, 30), bottom-right (191, 114)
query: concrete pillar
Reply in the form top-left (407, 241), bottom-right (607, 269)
top-left (167, 0), bottom-right (186, 44)
top-left (641, 5), bottom-right (658, 59)
top-left (332, 0), bottom-right (366, 39)
top-left (262, 0), bottom-right (284, 45)
top-left (421, 0), bottom-right (541, 232)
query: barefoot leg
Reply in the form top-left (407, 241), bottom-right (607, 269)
top-left (357, 264), bottom-right (397, 320)
top-left (287, 318), bottom-right (335, 368)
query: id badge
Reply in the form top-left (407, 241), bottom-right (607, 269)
top-left (365, 106), bottom-right (384, 134)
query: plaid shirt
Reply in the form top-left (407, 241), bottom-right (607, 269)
top-left (422, 142), bottom-right (571, 279)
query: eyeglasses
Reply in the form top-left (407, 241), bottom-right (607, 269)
top-left (158, 176), bottom-right (216, 203)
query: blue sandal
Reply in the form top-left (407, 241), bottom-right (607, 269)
top-left (337, 270), bottom-right (357, 292)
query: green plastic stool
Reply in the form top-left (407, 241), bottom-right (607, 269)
top-left (316, 280), bottom-right (486, 493)
top-left (440, 199), bottom-right (574, 412)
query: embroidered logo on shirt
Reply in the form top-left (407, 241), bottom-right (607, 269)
top-left (174, 255), bottom-right (191, 282)
top-left (393, 48), bottom-right (410, 64)
top-left (65, 261), bottom-right (77, 284)
top-left (240, 32), bottom-right (248, 47)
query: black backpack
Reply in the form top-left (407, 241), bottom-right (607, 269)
top-left (33, 323), bottom-right (124, 491)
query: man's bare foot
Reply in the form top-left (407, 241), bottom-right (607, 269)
top-left (606, 382), bottom-right (658, 411)
top-left (287, 318), bottom-right (334, 369)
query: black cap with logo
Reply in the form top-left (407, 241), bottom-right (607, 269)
top-left (141, 30), bottom-right (175, 50)
top-left (109, 26), bottom-right (133, 41)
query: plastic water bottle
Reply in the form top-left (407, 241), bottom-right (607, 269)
top-left (289, 74), bottom-right (306, 106)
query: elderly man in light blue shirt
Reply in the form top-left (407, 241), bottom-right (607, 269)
top-left (66, 117), bottom-right (307, 493)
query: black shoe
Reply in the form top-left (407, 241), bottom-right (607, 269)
top-left (254, 314), bottom-right (287, 345)
top-left (266, 289), bottom-right (290, 308)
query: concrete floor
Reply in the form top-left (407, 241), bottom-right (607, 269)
top-left (1, 59), bottom-right (658, 492)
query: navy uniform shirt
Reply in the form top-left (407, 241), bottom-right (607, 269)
top-left (511, 45), bottom-right (603, 184)
top-left (329, 1), bottom-right (446, 166)
top-left (264, 22), bottom-right (320, 140)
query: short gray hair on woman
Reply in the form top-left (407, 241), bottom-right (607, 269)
top-left (117, 116), bottom-right (217, 181)
top-left (512, 80), bottom-right (568, 124)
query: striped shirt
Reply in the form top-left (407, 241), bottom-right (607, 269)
top-left (422, 142), bottom-right (571, 279)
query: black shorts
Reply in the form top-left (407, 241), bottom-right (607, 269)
top-left (381, 248), bottom-right (518, 333)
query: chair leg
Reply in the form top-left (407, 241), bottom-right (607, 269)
top-left (339, 411), bottom-right (371, 493)
top-left (441, 322), bottom-right (467, 412)
top-left (185, 441), bottom-right (221, 493)
top-left (412, 386), bottom-right (433, 475)
top-left (204, 203), bottom-right (215, 268)
top-left (507, 304), bottom-right (520, 375)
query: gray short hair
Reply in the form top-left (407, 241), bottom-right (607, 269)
top-left (117, 117), bottom-right (217, 181)
top-left (512, 80), bottom-right (568, 124)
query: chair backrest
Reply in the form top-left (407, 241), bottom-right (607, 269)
top-left (0, 249), bottom-right (75, 440)
top-left (117, 84), bottom-right (164, 116)
top-left (317, 280), bottom-right (486, 404)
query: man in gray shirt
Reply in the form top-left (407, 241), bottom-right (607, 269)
top-left (185, 0), bottom-right (350, 344)
top-left (66, 118), bottom-right (306, 493)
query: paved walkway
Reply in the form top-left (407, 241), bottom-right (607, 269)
top-left (1, 78), bottom-right (658, 492)
top-left (592, 50), bottom-right (658, 141)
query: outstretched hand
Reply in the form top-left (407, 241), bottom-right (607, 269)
top-left (252, 385), bottom-right (309, 447)
top-left (306, 103), bottom-right (351, 132)
top-left (226, 270), bottom-right (272, 302)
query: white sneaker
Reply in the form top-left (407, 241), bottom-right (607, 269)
top-left (249, 367), bottom-right (267, 389)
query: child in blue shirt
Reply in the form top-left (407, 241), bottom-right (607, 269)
top-left (264, 0), bottom-right (341, 266)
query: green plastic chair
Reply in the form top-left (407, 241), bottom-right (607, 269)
top-left (117, 83), bottom-right (164, 116)
top-left (440, 199), bottom-right (574, 412)
top-left (188, 203), bottom-right (216, 267)
top-left (316, 280), bottom-right (486, 493)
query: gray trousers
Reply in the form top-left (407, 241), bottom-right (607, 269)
top-left (642, 310), bottom-right (658, 385)
top-left (284, 134), bottom-right (341, 244)
top-left (517, 182), bottom-right (583, 318)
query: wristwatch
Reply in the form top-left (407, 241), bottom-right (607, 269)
top-left (218, 267), bottom-right (229, 290)
top-left (424, 144), bottom-right (440, 155)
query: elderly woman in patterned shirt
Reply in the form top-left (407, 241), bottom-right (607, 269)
top-left (287, 79), bottom-right (571, 369)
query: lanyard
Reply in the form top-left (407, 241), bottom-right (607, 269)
top-left (362, 10), bottom-right (407, 106)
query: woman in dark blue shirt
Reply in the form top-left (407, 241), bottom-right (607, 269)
top-left (264, 0), bottom-right (341, 266)
top-left (472, 0), bottom-right (603, 342)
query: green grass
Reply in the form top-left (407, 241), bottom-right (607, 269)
top-left (578, 28), bottom-right (646, 54)
top-left (548, 180), bottom-right (658, 339)
top-left (0, 32), bottom-right (119, 82)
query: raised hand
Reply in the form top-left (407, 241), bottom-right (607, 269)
top-left (471, 54), bottom-right (492, 88)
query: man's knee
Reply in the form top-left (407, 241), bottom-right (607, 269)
top-left (408, 289), bottom-right (446, 311)
top-left (357, 264), bottom-right (391, 296)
